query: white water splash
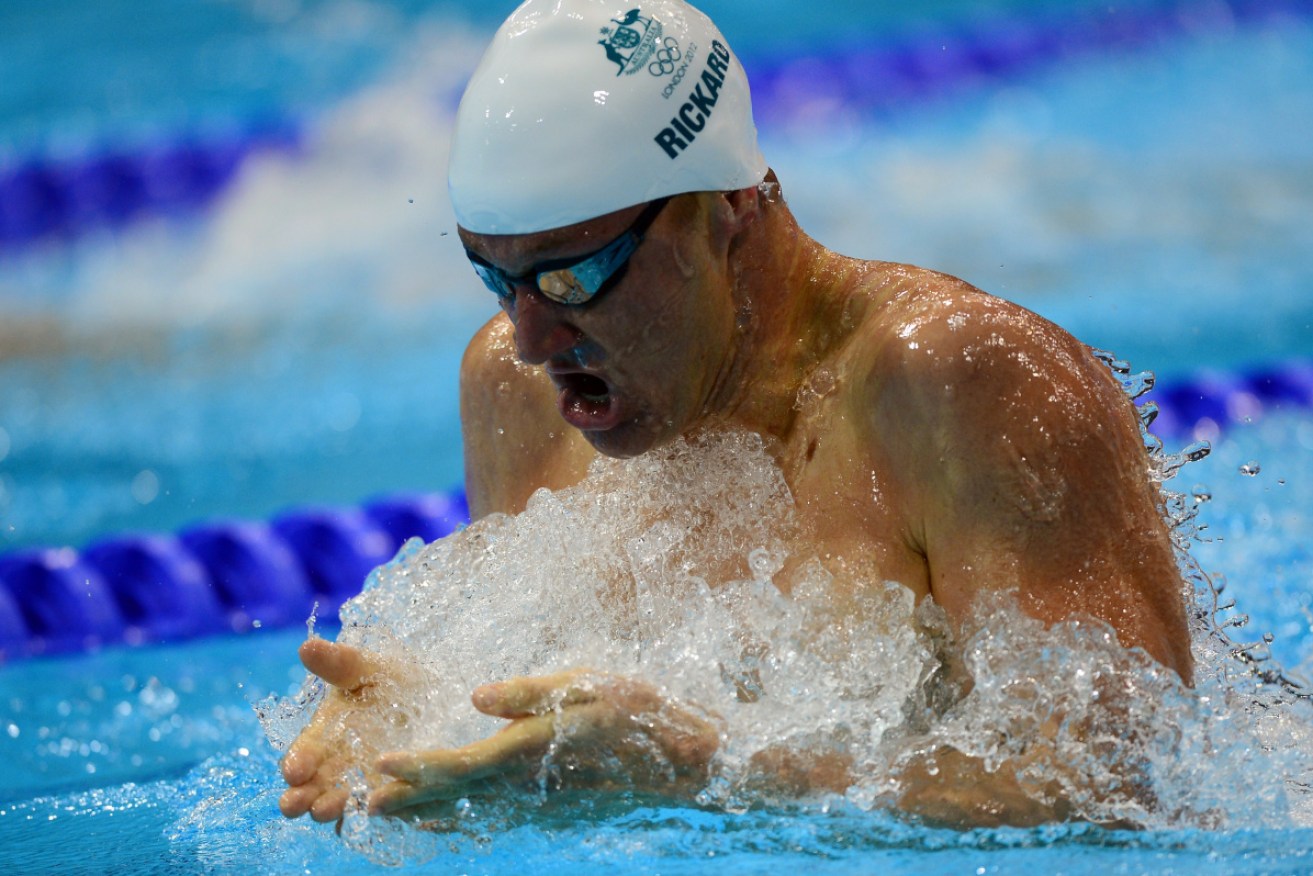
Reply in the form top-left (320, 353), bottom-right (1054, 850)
top-left (265, 428), bottom-right (1313, 855)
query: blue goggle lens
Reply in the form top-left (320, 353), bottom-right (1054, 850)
top-left (466, 197), bottom-right (669, 306)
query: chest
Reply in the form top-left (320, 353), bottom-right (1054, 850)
top-left (775, 398), bottom-right (931, 603)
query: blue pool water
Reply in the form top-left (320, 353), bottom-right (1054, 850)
top-left (2, 0), bottom-right (1312, 872)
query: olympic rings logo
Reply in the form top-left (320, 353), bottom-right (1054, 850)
top-left (648, 37), bottom-right (682, 76)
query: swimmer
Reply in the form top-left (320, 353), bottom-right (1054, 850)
top-left (280, 0), bottom-right (1192, 829)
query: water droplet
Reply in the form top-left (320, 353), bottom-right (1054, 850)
top-left (131, 470), bottom-right (160, 505)
top-left (1240, 461), bottom-right (1261, 476)
top-left (1122, 371), bottom-right (1155, 400)
top-left (1138, 401), bottom-right (1159, 428)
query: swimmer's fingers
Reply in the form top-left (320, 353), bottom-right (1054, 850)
top-left (278, 777), bottom-right (352, 823)
top-left (278, 742), bottom-right (357, 818)
top-left (472, 673), bottom-right (716, 774)
top-left (279, 782), bottom-right (321, 818)
top-left (298, 639), bottom-right (384, 693)
top-left (280, 744), bottom-right (324, 787)
top-left (280, 694), bottom-right (362, 787)
top-left (370, 714), bottom-right (558, 814)
top-left (472, 668), bottom-right (649, 719)
top-left (368, 777), bottom-right (457, 818)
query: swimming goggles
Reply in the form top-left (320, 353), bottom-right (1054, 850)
top-left (465, 197), bottom-right (671, 306)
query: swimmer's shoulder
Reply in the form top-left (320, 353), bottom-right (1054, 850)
top-left (843, 264), bottom-right (1191, 679)
top-left (460, 315), bottom-right (595, 519)
top-left (845, 262), bottom-right (1141, 465)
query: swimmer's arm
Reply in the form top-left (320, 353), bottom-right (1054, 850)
top-left (883, 298), bottom-right (1192, 679)
top-left (864, 299), bottom-right (1192, 826)
top-left (460, 316), bottom-right (595, 519)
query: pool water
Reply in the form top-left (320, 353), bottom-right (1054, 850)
top-left (2, 406), bottom-right (1312, 874)
top-left (2, 0), bottom-right (1312, 872)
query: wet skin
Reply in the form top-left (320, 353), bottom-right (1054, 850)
top-left (281, 174), bottom-right (1193, 827)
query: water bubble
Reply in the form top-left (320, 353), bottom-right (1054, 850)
top-left (131, 470), bottom-right (160, 505)
top-left (1240, 461), bottom-right (1261, 476)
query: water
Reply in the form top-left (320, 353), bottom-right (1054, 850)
top-left (2, 417), bottom-right (1312, 872)
top-left (2, 0), bottom-right (1313, 872)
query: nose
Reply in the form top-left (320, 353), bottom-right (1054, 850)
top-left (506, 282), bottom-right (581, 365)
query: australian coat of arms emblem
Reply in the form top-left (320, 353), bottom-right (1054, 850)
top-left (598, 9), bottom-right (664, 76)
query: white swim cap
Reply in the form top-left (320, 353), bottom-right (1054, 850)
top-left (449, 0), bottom-right (769, 235)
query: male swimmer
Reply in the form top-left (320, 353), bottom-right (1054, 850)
top-left (279, 0), bottom-right (1192, 828)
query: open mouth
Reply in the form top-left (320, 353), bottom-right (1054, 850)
top-left (570, 372), bottom-right (610, 403)
top-left (553, 371), bottom-right (624, 431)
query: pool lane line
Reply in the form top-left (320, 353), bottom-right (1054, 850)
top-left (0, 121), bottom-right (302, 254)
top-left (744, 0), bottom-right (1313, 130)
top-left (0, 492), bottom-right (467, 663)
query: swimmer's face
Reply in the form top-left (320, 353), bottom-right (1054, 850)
top-left (459, 193), bottom-right (742, 458)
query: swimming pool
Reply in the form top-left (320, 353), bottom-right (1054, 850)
top-left (2, 0), bottom-right (1312, 872)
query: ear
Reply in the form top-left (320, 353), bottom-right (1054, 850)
top-left (722, 185), bottom-right (762, 235)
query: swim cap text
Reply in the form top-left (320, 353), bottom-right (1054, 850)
top-left (654, 40), bottom-right (732, 159)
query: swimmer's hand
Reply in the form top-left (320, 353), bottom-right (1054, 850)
top-left (278, 640), bottom-right (399, 824)
top-left (368, 669), bottom-right (719, 817)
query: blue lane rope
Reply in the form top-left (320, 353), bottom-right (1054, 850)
top-left (0, 491), bottom-right (467, 662)
top-left (0, 361), bottom-right (1310, 663)
top-left (745, 0), bottom-right (1313, 129)
top-left (2, 0), bottom-right (1310, 252)
top-left (0, 122), bottom-right (301, 253)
